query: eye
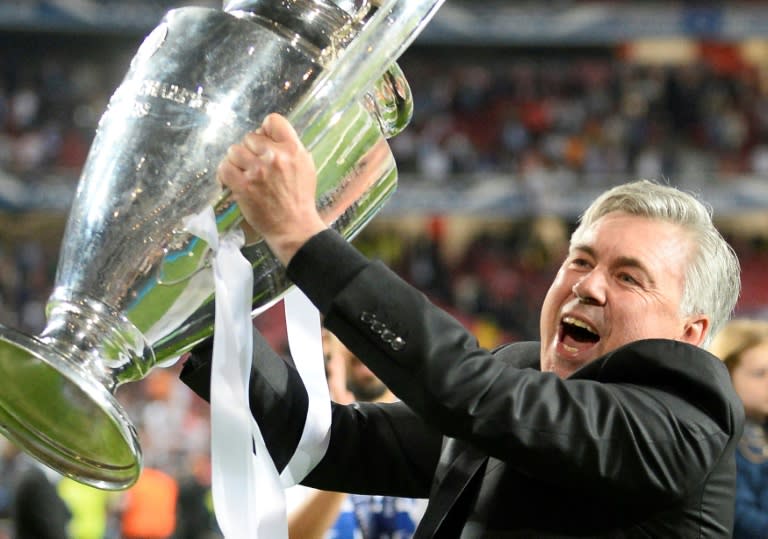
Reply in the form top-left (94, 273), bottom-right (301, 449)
top-left (569, 257), bottom-right (591, 269)
top-left (618, 272), bottom-right (639, 285)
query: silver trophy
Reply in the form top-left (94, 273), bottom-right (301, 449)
top-left (0, 0), bottom-right (444, 489)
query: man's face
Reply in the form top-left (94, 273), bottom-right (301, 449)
top-left (539, 212), bottom-right (708, 378)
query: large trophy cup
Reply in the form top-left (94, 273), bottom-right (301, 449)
top-left (0, 0), bottom-right (443, 489)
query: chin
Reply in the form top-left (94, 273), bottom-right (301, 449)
top-left (551, 353), bottom-right (595, 378)
top-left (553, 363), bottom-right (579, 379)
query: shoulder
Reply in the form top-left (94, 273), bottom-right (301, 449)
top-left (581, 339), bottom-right (743, 432)
top-left (491, 341), bottom-right (541, 370)
top-left (582, 338), bottom-right (730, 385)
top-left (491, 338), bottom-right (731, 398)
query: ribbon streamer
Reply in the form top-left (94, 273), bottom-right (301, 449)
top-left (185, 208), bottom-right (331, 538)
top-left (280, 288), bottom-right (332, 486)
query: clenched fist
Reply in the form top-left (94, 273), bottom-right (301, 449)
top-left (218, 113), bottom-right (328, 265)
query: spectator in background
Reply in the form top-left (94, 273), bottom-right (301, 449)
top-left (0, 438), bottom-right (70, 539)
top-left (710, 319), bottom-right (768, 539)
top-left (119, 465), bottom-right (179, 539)
top-left (56, 477), bottom-right (118, 539)
top-left (286, 333), bottom-right (425, 539)
top-left (173, 452), bottom-right (221, 539)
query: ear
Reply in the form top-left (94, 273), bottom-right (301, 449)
top-left (680, 315), bottom-right (709, 347)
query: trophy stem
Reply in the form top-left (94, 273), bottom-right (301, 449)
top-left (41, 290), bottom-right (156, 391)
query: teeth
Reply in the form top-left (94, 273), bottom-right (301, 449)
top-left (563, 316), bottom-right (597, 335)
top-left (562, 343), bottom-right (579, 353)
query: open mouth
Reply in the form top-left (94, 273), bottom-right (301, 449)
top-left (559, 316), bottom-right (600, 354)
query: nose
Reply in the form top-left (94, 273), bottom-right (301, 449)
top-left (572, 270), bottom-right (606, 306)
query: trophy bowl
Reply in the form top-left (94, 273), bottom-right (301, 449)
top-left (0, 0), bottom-right (444, 489)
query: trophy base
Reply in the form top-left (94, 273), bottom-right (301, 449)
top-left (0, 325), bottom-right (140, 490)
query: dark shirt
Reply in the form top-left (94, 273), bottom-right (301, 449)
top-left (733, 419), bottom-right (768, 539)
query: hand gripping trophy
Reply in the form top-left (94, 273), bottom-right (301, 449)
top-left (0, 0), bottom-right (444, 490)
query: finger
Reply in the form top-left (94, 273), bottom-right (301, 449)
top-left (242, 133), bottom-right (275, 164)
top-left (261, 113), bottom-right (301, 145)
top-left (216, 160), bottom-right (243, 189)
top-left (226, 144), bottom-right (257, 170)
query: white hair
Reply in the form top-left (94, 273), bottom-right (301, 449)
top-left (572, 179), bottom-right (741, 347)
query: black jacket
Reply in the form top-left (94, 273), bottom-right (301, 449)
top-left (180, 230), bottom-right (744, 538)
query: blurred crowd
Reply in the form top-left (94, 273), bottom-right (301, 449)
top-left (3, 35), bottom-right (768, 190)
top-left (0, 28), bottom-right (767, 538)
top-left (394, 45), bottom-right (768, 190)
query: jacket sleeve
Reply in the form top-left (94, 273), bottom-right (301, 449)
top-left (179, 329), bottom-right (309, 472)
top-left (301, 400), bottom-right (441, 498)
top-left (287, 229), bottom-right (744, 504)
top-left (179, 326), bottom-right (441, 497)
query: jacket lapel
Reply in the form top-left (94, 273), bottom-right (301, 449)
top-left (416, 342), bottom-right (541, 537)
top-left (416, 440), bottom-right (487, 538)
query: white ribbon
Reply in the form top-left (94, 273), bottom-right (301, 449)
top-left (184, 208), bottom-right (331, 539)
top-left (279, 288), bottom-right (332, 486)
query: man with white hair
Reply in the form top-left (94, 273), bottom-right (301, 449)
top-left (182, 113), bottom-right (743, 537)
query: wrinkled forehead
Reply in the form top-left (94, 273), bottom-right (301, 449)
top-left (571, 211), bottom-right (692, 246)
top-left (569, 213), bottom-right (695, 276)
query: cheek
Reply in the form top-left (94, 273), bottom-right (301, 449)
top-left (614, 302), bottom-right (682, 341)
top-left (539, 280), bottom-right (565, 336)
top-left (540, 288), bottom-right (554, 320)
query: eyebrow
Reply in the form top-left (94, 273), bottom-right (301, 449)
top-left (571, 244), bottom-right (656, 286)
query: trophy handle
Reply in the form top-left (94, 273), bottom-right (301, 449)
top-left (290, 0), bottom-right (445, 149)
top-left (0, 326), bottom-right (140, 489)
